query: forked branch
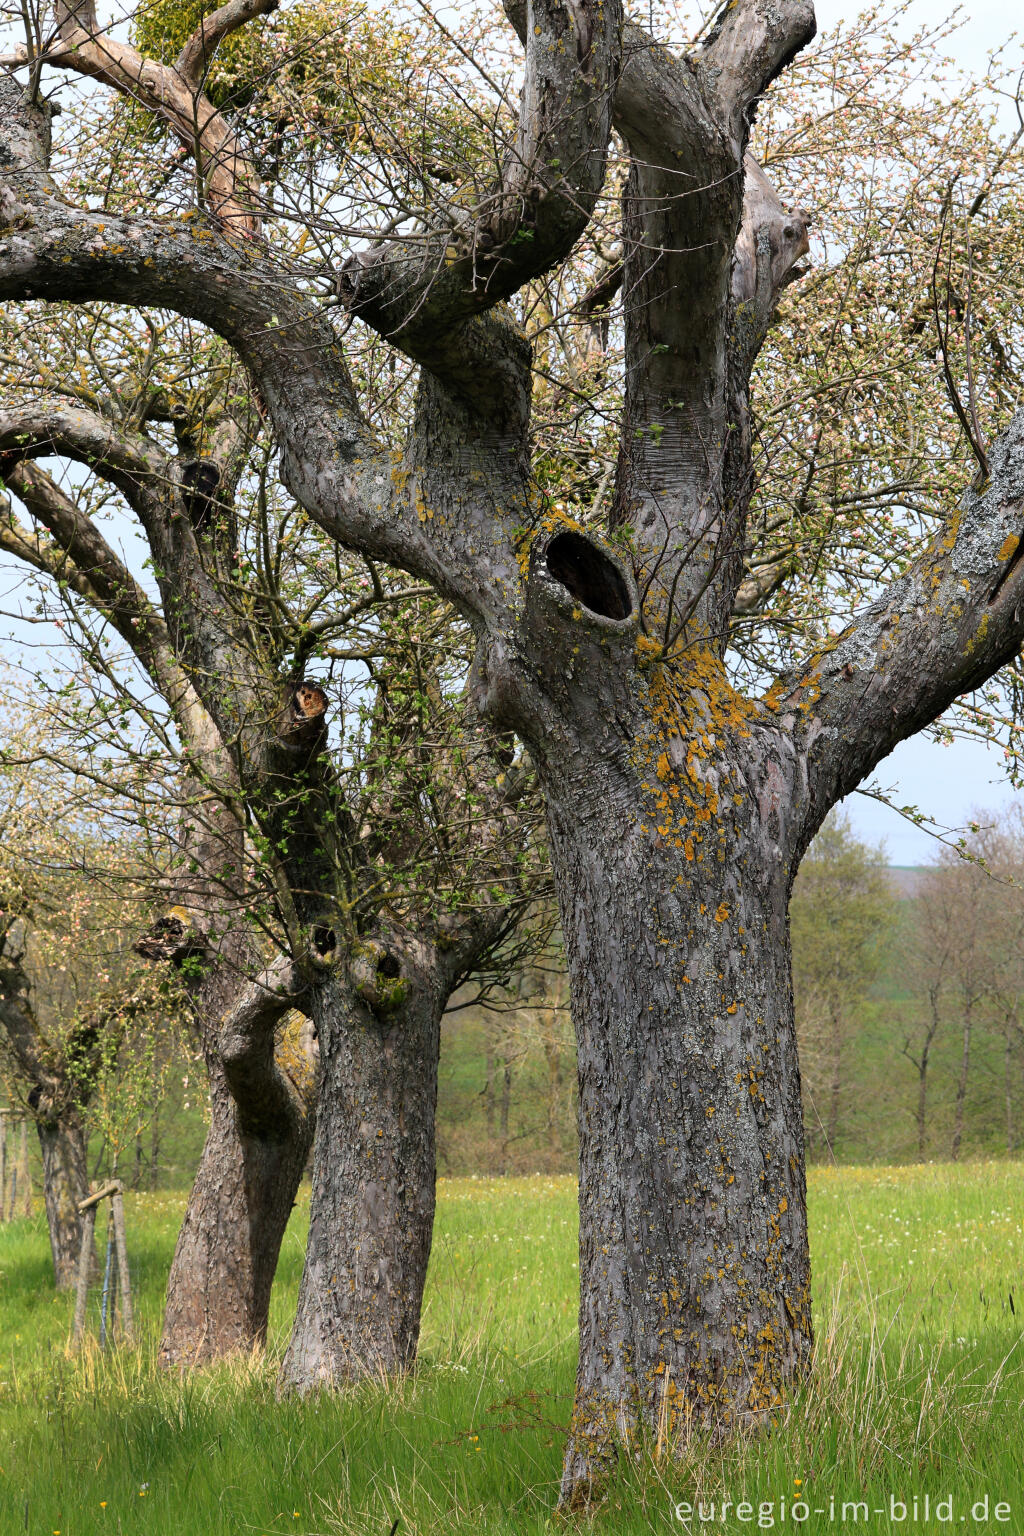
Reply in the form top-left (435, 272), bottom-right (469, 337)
top-left (1, 0), bottom-right (278, 233)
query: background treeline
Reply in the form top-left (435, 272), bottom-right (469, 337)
top-left (440, 804), bottom-right (1024, 1171)
top-left (5, 805), bottom-right (1024, 1194)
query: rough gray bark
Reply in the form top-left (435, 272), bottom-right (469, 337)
top-left (35, 1109), bottom-right (90, 1289)
top-left (279, 944), bottom-right (444, 1390)
top-left (160, 1049), bottom-right (313, 1362)
top-left (144, 943), bottom-right (318, 1365)
top-left (493, 567), bottom-right (812, 1491)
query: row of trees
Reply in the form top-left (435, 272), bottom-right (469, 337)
top-left (0, 716), bottom-right (179, 1281)
top-left (792, 811), bottom-right (1024, 1163)
top-left (8, 795), bottom-right (1024, 1232)
top-left (432, 809), bottom-right (1024, 1172)
top-left (0, 0), bottom-right (1022, 1507)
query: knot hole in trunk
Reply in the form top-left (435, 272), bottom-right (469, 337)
top-left (349, 939), bottom-right (406, 1013)
top-left (545, 531), bottom-right (631, 621)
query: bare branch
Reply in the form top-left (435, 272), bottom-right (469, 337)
top-left (785, 410), bottom-right (1024, 851)
top-left (176, 0), bottom-right (279, 93)
top-left (339, 0), bottom-right (622, 399)
top-left (0, 460), bottom-right (220, 757)
top-left (7, 0), bottom-right (276, 234)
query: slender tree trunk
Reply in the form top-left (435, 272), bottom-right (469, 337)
top-left (1004, 1020), bottom-right (1015, 1156)
top-left (951, 1003), bottom-right (974, 1162)
top-left (826, 1004), bottom-right (841, 1156)
top-left (150, 1102), bottom-right (160, 1192)
top-left (543, 1021), bottom-right (564, 1160)
top-left (484, 1023), bottom-right (496, 1137)
top-left (160, 1053), bottom-right (313, 1364)
top-left (279, 954), bottom-right (443, 1393)
top-left (916, 993), bottom-right (942, 1160)
top-left (35, 1109), bottom-right (90, 1289)
top-left (499, 1048), bottom-right (513, 1174)
top-left (536, 747), bottom-right (811, 1504)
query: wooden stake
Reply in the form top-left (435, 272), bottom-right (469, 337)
top-left (19, 1119), bottom-right (30, 1216)
top-left (73, 1205), bottom-right (97, 1342)
top-left (110, 1188), bottom-right (134, 1342)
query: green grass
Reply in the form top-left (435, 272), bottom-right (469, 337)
top-left (1, 1164), bottom-right (1022, 1534)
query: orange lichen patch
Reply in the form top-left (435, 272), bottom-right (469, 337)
top-left (414, 485), bottom-right (434, 523)
top-left (966, 611), bottom-right (991, 655)
top-left (388, 453), bottom-right (411, 495)
top-left (937, 501), bottom-right (964, 558)
top-left (635, 632), bottom-right (663, 667)
top-left (998, 533), bottom-right (1019, 562)
top-left (513, 501), bottom-right (589, 581)
top-left (275, 1010), bottom-right (317, 1101)
top-left (714, 902), bottom-right (729, 923)
top-left (631, 643), bottom-right (756, 868)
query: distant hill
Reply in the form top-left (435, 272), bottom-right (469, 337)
top-left (886, 866), bottom-right (926, 898)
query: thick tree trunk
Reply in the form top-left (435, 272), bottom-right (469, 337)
top-left (279, 957), bottom-right (443, 1392)
top-left (536, 731), bottom-right (810, 1505)
top-left (159, 1054), bottom-right (313, 1365)
top-left (36, 1110), bottom-right (90, 1289)
top-left (141, 910), bottom-right (317, 1367)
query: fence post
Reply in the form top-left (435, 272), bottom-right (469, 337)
top-left (19, 1119), bottom-right (30, 1216)
top-left (110, 1185), bottom-right (134, 1342)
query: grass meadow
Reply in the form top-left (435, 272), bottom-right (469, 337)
top-left (0, 1163), bottom-right (1022, 1534)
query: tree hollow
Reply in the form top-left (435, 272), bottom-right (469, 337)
top-left (545, 531), bottom-right (631, 620)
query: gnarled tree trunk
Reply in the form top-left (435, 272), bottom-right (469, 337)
top-left (279, 942), bottom-right (444, 1391)
top-left (137, 917), bottom-right (318, 1367)
top-left (528, 665), bottom-right (811, 1501)
top-left (160, 1050), bottom-right (313, 1363)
